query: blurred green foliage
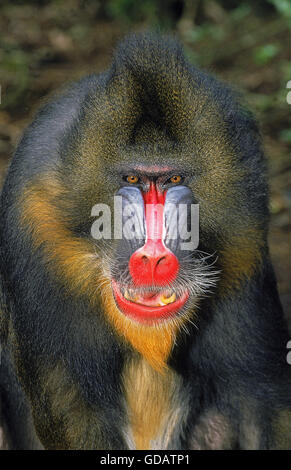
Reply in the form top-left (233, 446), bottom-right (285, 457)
top-left (0, 0), bottom-right (291, 139)
top-left (253, 44), bottom-right (280, 65)
top-left (279, 129), bottom-right (291, 143)
top-left (0, 45), bottom-right (30, 109)
top-left (268, 0), bottom-right (291, 23)
top-left (105, 0), bottom-right (158, 24)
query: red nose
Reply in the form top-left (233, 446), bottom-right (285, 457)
top-left (129, 239), bottom-right (179, 286)
top-left (128, 183), bottom-right (179, 286)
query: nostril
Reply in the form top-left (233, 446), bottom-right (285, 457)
top-left (156, 256), bottom-right (166, 266)
top-left (154, 252), bottom-right (179, 285)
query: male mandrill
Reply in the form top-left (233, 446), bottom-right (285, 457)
top-left (0, 33), bottom-right (290, 450)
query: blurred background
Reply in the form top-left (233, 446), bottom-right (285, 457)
top-left (0, 0), bottom-right (290, 326)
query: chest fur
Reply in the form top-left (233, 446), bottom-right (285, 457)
top-left (122, 357), bottom-right (189, 450)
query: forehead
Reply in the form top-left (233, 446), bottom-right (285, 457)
top-left (104, 152), bottom-right (196, 176)
top-left (69, 74), bottom-right (238, 184)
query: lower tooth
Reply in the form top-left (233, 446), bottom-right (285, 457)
top-left (160, 292), bottom-right (176, 305)
top-left (124, 290), bottom-right (131, 300)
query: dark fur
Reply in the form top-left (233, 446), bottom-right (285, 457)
top-left (0, 33), bottom-right (290, 449)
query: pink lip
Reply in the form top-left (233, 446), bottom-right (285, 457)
top-left (111, 280), bottom-right (189, 324)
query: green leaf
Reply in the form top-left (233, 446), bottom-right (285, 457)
top-left (253, 44), bottom-right (280, 65)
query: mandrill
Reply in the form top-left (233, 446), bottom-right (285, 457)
top-left (0, 33), bottom-right (290, 450)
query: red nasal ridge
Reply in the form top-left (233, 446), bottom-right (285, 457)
top-left (129, 183), bottom-right (179, 286)
top-left (143, 182), bottom-right (166, 205)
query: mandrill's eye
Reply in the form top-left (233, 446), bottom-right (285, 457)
top-left (126, 175), bottom-right (139, 184)
top-left (170, 175), bottom-right (182, 184)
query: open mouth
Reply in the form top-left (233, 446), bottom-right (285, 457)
top-left (112, 280), bottom-right (189, 323)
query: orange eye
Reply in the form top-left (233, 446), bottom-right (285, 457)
top-left (170, 175), bottom-right (181, 184)
top-left (126, 175), bottom-right (139, 184)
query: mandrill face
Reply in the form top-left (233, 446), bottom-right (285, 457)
top-left (110, 172), bottom-right (215, 324)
